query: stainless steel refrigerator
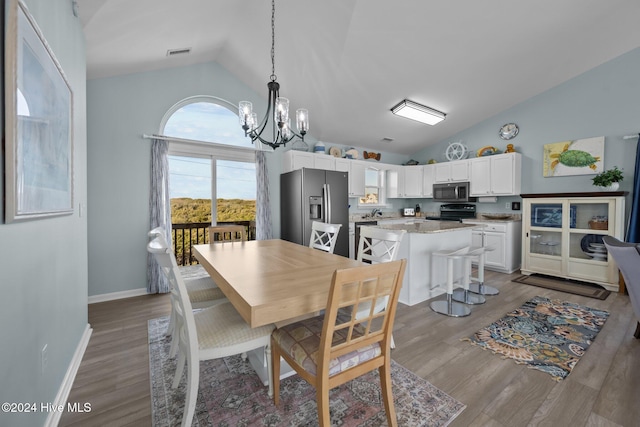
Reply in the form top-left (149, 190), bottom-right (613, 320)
top-left (280, 168), bottom-right (349, 257)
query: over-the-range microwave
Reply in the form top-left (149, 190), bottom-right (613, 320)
top-left (432, 182), bottom-right (476, 202)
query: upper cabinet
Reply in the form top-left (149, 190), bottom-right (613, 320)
top-left (422, 165), bottom-right (435, 198)
top-left (283, 150), bottom-right (335, 172)
top-left (387, 165), bottom-right (423, 198)
top-left (469, 153), bottom-right (522, 197)
top-left (434, 160), bottom-right (469, 183)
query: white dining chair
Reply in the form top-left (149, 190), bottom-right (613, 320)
top-left (147, 236), bottom-right (275, 427)
top-left (148, 227), bottom-right (227, 357)
top-left (354, 226), bottom-right (406, 348)
top-left (309, 221), bottom-right (343, 254)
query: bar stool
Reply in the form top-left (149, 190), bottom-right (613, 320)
top-left (452, 247), bottom-right (486, 305)
top-left (430, 247), bottom-right (472, 317)
top-left (468, 225), bottom-right (499, 296)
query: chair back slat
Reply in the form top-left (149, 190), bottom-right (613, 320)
top-left (357, 227), bottom-right (406, 264)
top-left (318, 260), bottom-right (406, 368)
top-left (309, 221), bottom-right (342, 254)
top-left (209, 224), bottom-right (247, 242)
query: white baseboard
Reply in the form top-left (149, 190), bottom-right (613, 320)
top-left (88, 288), bottom-right (148, 304)
top-left (45, 324), bottom-right (92, 427)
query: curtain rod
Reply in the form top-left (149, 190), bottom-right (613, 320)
top-left (141, 133), bottom-right (272, 152)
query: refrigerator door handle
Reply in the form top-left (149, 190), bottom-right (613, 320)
top-left (323, 183), bottom-right (332, 223)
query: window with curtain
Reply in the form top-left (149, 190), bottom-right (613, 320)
top-left (161, 97), bottom-right (260, 263)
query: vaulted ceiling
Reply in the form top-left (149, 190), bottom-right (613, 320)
top-left (76, 0), bottom-right (640, 155)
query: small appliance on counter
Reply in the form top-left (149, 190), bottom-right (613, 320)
top-left (402, 207), bottom-right (415, 217)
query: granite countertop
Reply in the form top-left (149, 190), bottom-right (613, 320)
top-left (374, 221), bottom-right (476, 234)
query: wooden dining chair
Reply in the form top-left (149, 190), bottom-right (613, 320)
top-left (603, 236), bottom-right (640, 339)
top-left (355, 227), bottom-right (406, 348)
top-left (309, 221), bottom-right (343, 254)
top-left (209, 224), bottom-right (247, 242)
top-left (271, 259), bottom-right (407, 426)
top-left (148, 227), bottom-right (227, 357)
top-left (147, 236), bottom-right (275, 427)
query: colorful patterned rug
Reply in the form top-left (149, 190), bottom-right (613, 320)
top-left (464, 296), bottom-right (609, 381)
top-left (149, 316), bottom-right (466, 426)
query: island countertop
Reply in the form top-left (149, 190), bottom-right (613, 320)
top-left (373, 221), bottom-right (476, 234)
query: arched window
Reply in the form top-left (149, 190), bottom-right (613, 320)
top-left (159, 96), bottom-right (257, 253)
top-left (161, 96), bottom-right (254, 149)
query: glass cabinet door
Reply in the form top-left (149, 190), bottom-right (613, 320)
top-left (530, 203), bottom-right (564, 228)
top-left (530, 230), bottom-right (562, 256)
top-left (569, 202), bottom-right (610, 231)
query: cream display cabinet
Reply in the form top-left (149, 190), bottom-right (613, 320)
top-left (521, 192), bottom-right (627, 292)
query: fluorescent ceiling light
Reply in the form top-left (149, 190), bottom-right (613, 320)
top-left (391, 99), bottom-right (446, 125)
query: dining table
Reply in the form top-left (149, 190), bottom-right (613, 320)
top-left (193, 238), bottom-right (363, 328)
top-left (192, 239), bottom-right (364, 385)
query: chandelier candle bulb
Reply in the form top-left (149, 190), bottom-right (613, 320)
top-left (275, 97), bottom-right (289, 124)
top-left (296, 109), bottom-right (309, 134)
top-left (239, 101), bottom-right (253, 126)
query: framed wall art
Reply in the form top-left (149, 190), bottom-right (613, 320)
top-left (542, 136), bottom-right (604, 177)
top-left (4, 0), bottom-right (74, 222)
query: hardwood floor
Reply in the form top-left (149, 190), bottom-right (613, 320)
top-left (59, 270), bottom-right (640, 426)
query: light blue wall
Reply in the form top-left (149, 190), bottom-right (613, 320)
top-left (0, 1), bottom-right (88, 426)
top-left (87, 48), bottom-right (640, 297)
top-left (413, 48), bottom-right (640, 216)
top-left (86, 63), bottom-right (409, 296)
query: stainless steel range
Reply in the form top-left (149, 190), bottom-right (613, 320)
top-left (425, 203), bottom-right (476, 222)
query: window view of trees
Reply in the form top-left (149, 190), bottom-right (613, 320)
top-left (163, 98), bottom-right (258, 265)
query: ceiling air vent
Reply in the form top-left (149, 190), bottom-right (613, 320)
top-left (166, 48), bottom-right (192, 57)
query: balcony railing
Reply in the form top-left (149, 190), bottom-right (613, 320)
top-left (172, 221), bottom-right (256, 266)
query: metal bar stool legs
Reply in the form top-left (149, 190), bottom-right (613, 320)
top-left (452, 248), bottom-right (486, 305)
top-left (430, 248), bottom-right (471, 317)
top-left (468, 246), bottom-right (499, 295)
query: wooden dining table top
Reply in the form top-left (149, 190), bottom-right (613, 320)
top-left (193, 239), bottom-right (363, 328)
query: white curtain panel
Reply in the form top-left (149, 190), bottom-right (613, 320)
top-left (255, 151), bottom-right (273, 240)
top-left (147, 138), bottom-right (172, 293)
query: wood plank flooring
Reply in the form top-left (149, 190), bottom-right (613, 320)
top-left (59, 270), bottom-right (640, 426)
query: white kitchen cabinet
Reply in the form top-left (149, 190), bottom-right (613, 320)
top-left (335, 158), bottom-right (366, 197)
top-left (387, 165), bottom-right (423, 198)
top-left (469, 153), bottom-right (522, 197)
top-left (404, 166), bottom-right (424, 197)
top-left (464, 220), bottom-right (522, 273)
top-left (422, 164), bottom-right (435, 198)
top-left (313, 154), bottom-right (336, 171)
top-left (283, 150), bottom-right (336, 172)
top-left (434, 160), bottom-right (469, 183)
top-left (521, 193), bottom-right (626, 291)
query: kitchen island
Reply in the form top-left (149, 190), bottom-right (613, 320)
top-left (367, 220), bottom-right (475, 306)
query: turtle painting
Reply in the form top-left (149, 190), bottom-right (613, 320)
top-left (550, 143), bottom-right (600, 171)
top-left (543, 137), bottom-right (604, 177)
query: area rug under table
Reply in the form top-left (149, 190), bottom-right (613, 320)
top-left (149, 316), bottom-right (466, 427)
top-left (463, 296), bottom-right (609, 381)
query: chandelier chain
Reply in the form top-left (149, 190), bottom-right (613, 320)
top-left (270, 0), bottom-right (276, 81)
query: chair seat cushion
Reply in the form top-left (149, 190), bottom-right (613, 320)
top-left (194, 302), bottom-right (274, 350)
top-left (185, 277), bottom-right (226, 303)
top-left (272, 313), bottom-right (381, 377)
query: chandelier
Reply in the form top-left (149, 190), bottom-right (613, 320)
top-left (239, 0), bottom-right (309, 150)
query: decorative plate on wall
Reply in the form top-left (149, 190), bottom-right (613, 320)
top-left (499, 123), bottom-right (519, 140)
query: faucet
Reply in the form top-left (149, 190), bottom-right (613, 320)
top-left (371, 208), bottom-right (381, 217)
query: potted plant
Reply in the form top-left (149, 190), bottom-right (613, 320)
top-left (592, 166), bottom-right (623, 190)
